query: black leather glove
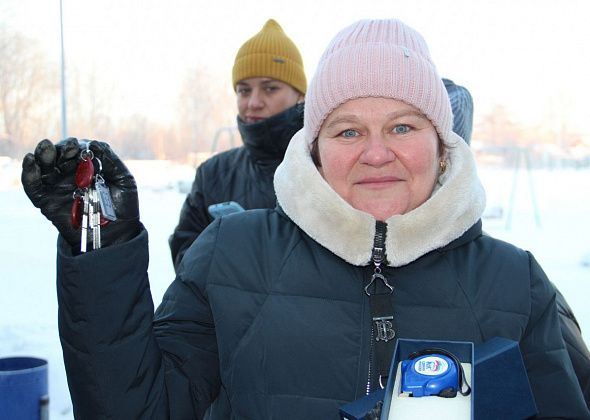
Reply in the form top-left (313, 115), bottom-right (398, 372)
top-left (22, 137), bottom-right (141, 253)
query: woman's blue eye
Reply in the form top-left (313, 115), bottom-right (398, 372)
top-left (393, 125), bottom-right (410, 134)
top-left (342, 129), bottom-right (358, 138)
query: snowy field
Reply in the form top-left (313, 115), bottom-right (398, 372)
top-left (1, 157), bottom-right (589, 419)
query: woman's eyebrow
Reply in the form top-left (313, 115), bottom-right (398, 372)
top-left (323, 114), bottom-right (361, 129)
top-left (386, 110), bottom-right (428, 120)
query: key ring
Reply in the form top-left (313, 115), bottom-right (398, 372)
top-left (72, 188), bottom-right (85, 200)
top-left (94, 157), bottom-right (102, 173)
top-left (80, 148), bottom-right (94, 162)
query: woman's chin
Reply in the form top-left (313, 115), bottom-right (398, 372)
top-left (353, 202), bottom-right (407, 221)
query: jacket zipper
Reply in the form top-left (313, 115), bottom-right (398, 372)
top-left (366, 220), bottom-right (388, 394)
top-left (366, 330), bottom-right (373, 395)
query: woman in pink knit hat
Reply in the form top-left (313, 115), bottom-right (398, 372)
top-left (22, 19), bottom-right (588, 418)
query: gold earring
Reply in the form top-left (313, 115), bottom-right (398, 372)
top-left (439, 159), bottom-right (447, 174)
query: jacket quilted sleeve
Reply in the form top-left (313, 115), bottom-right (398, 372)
top-left (169, 164), bottom-right (212, 271)
top-left (520, 252), bottom-right (590, 418)
top-left (57, 226), bottom-right (220, 419)
top-left (555, 286), bottom-right (590, 409)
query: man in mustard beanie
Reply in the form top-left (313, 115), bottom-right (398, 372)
top-left (169, 19), bottom-right (307, 271)
top-left (232, 19), bottom-right (306, 99)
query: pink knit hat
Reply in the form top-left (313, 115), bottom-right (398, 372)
top-left (304, 19), bottom-right (452, 145)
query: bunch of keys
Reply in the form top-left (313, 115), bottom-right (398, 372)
top-left (70, 145), bottom-right (117, 253)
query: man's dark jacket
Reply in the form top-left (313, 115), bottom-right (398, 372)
top-left (169, 103), bottom-right (303, 270)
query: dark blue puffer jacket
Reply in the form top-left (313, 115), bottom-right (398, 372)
top-left (56, 208), bottom-right (589, 419)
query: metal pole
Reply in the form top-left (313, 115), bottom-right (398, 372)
top-left (59, 0), bottom-right (67, 139)
top-left (524, 148), bottom-right (542, 228)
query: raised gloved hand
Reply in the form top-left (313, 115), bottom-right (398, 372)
top-left (21, 138), bottom-right (141, 253)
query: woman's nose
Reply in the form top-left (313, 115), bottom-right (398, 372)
top-left (359, 133), bottom-right (395, 166)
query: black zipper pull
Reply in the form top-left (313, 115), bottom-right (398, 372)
top-left (365, 221), bottom-right (393, 296)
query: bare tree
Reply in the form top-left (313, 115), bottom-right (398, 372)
top-left (475, 104), bottom-right (523, 148)
top-left (176, 65), bottom-right (235, 158)
top-left (67, 67), bottom-right (116, 141)
top-left (0, 28), bottom-right (59, 156)
top-left (0, 29), bottom-right (253, 163)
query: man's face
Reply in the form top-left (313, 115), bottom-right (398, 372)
top-left (236, 77), bottom-right (303, 124)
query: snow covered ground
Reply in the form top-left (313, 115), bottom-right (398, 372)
top-left (1, 157), bottom-right (588, 419)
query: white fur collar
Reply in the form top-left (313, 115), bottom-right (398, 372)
top-left (274, 129), bottom-right (486, 267)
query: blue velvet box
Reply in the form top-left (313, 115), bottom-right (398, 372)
top-left (339, 337), bottom-right (537, 420)
top-left (473, 336), bottom-right (537, 419)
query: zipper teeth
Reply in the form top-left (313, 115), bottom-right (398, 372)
top-left (372, 221), bottom-right (387, 264)
top-left (366, 326), bottom-right (373, 395)
top-left (374, 221), bottom-right (387, 246)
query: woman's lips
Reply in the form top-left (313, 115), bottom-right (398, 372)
top-left (355, 176), bottom-right (401, 187)
top-left (245, 116), bottom-right (265, 124)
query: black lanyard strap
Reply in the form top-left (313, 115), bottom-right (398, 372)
top-left (367, 275), bottom-right (396, 391)
top-left (366, 220), bottom-right (396, 391)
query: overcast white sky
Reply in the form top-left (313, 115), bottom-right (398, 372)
top-left (2, 0), bottom-right (590, 132)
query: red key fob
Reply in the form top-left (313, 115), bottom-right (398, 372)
top-left (71, 196), bottom-right (82, 229)
top-left (75, 158), bottom-right (94, 188)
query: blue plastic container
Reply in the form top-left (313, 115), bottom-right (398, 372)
top-left (0, 357), bottom-right (49, 420)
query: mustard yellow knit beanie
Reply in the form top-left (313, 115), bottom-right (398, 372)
top-left (232, 19), bottom-right (307, 94)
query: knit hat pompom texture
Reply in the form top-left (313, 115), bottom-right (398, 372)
top-left (305, 19), bottom-right (452, 145)
top-left (232, 19), bottom-right (307, 94)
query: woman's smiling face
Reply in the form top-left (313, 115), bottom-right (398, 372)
top-left (317, 97), bottom-right (442, 220)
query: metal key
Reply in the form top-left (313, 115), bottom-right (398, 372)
top-left (95, 174), bottom-right (117, 222)
top-left (80, 190), bottom-right (89, 253)
top-left (90, 187), bottom-right (96, 250)
top-left (92, 188), bottom-right (101, 249)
